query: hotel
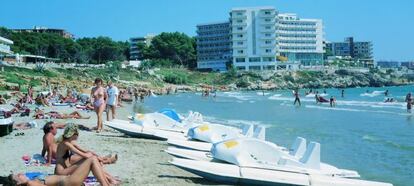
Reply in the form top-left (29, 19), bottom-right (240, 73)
top-left (129, 34), bottom-right (155, 60)
top-left (196, 6), bottom-right (324, 71)
top-left (196, 22), bottom-right (232, 71)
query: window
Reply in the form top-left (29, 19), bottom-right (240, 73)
top-left (237, 27), bottom-right (243, 30)
top-left (237, 19), bottom-right (243, 23)
top-left (249, 57), bottom-right (261, 62)
top-left (264, 11), bottom-right (271, 15)
top-left (265, 19), bottom-right (271, 22)
top-left (265, 49), bottom-right (272, 53)
top-left (265, 33), bottom-right (271, 37)
top-left (237, 34), bottom-right (243, 38)
top-left (237, 66), bottom-right (246, 70)
top-left (236, 58), bottom-right (245, 62)
top-left (237, 12), bottom-right (243, 16)
top-left (265, 26), bottom-right (271, 29)
top-left (263, 57), bottom-right (274, 62)
top-left (237, 41), bottom-right (243, 45)
top-left (237, 50), bottom-right (244, 54)
top-left (265, 40), bottom-right (272, 44)
top-left (250, 66), bottom-right (261, 70)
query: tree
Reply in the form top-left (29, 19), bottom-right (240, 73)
top-left (149, 32), bottom-right (196, 69)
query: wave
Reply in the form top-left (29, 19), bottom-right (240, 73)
top-left (362, 135), bottom-right (414, 152)
top-left (220, 92), bottom-right (253, 101)
top-left (268, 95), bottom-right (405, 110)
top-left (360, 91), bottom-right (385, 97)
top-left (305, 105), bottom-right (407, 115)
top-left (256, 92), bottom-right (270, 96)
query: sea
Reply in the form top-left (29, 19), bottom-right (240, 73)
top-left (130, 85), bottom-right (414, 186)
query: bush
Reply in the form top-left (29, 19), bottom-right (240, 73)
top-left (283, 75), bottom-right (295, 82)
top-left (44, 70), bottom-right (58, 77)
top-left (335, 69), bottom-right (349, 76)
top-left (163, 73), bottom-right (188, 84)
top-left (236, 77), bottom-right (250, 88)
top-left (5, 74), bottom-right (26, 85)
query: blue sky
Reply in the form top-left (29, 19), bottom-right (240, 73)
top-left (1, 0), bottom-right (413, 61)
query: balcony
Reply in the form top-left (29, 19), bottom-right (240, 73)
top-left (231, 15), bottom-right (247, 19)
top-left (260, 43), bottom-right (277, 48)
top-left (232, 22), bottom-right (247, 26)
top-left (260, 13), bottom-right (276, 18)
top-left (232, 29), bottom-right (247, 34)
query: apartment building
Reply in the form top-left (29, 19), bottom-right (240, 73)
top-left (196, 6), bottom-right (324, 71)
top-left (129, 34), bottom-right (155, 60)
top-left (196, 22), bottom-right (232, 71)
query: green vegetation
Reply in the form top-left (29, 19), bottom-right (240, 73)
top-left (0, 27), bottom-right (129, 64)
top-left (138, 32), bottom-right (196, 69)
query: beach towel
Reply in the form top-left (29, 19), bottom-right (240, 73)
top-left (25, 172), bottom-right (98, 186)
top-left (52, 102), bottom-right (70, 106)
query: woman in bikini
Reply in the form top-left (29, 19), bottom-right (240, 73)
top-left (91, 78), bottom-right (107, 132)
top-left (7, 156), bottom-right (110, 186)
top-left (54, 124), bottom-right (119, 184)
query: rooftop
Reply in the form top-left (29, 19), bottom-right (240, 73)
top-left (0, 36), bottom-right (13, 45)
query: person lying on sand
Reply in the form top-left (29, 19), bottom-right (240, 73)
top-left (5, 156), bottom-right (114, 186)
top-left (13, 121), bottom-right (38, 130)
top-left (54, 124), bottom-right (119, 184)
top-left (35, 94), bottom-right (50, 107)
top-left (33, 108), bottom-right (90, 119)
top-left (10, 102), bottom-right (29, 115)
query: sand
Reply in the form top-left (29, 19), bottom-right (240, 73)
top-left (0, 103), bottom-right (225, 185)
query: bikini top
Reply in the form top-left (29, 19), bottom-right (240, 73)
top-left (93, 87), bottom-right (104, 100)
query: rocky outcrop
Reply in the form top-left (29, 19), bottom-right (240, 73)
top-left (236, 69), bottom-right (411, 90)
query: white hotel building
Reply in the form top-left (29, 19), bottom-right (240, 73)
top-left (196, 6), bottom-right (324, 71)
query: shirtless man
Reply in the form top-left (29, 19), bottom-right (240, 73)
top-left (41, 122), bottom-right (59, 166)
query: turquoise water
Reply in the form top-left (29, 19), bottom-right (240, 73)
top-left (134, 85), bottom-right (414, 186)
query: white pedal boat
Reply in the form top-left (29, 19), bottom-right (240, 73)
top-left (168, 137), bottom-right (360, 178)
top-left (167, 123), bottom-right (263, 151)
top-left (171, 158), bottom-right (392, 186)
top-left (104, 112), bottom-right (189, 140)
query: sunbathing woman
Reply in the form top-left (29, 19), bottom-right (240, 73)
top-left (54, 124), bottom-right (118, 184)
top-left (35, 94), bottom-right (50, 107)
top-left (91, 78), bottom-right (107, 132)
top-left (33, 108), bottom-right (91, 119)
top-left (6, 156), bottom-right (111, 186)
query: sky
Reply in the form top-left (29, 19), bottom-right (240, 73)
top-left (1, 0), bottom-right (413, 61)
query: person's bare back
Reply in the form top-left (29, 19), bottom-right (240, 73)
top-left (41, 122), bottom-right (58, 166)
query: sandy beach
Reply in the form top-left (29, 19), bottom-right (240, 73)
top-left (0, 102), bottom-right (224, 186)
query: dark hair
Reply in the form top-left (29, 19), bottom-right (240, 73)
top-left (94, 78), bottom-right (103, 85)
top-left (43, 121), bottom-right (54, 134)
top-left (0, 174), bottom-right (18, 186)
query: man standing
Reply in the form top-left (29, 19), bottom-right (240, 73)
top-left (293, 90), bottom-right (301, 106)
top-left (406, 92), bottom-right (412, 113)
top-left (106, 81), bottom-right (119, 121)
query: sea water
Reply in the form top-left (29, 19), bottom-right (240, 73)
top-left (131, 85), bottom-right (414, 186)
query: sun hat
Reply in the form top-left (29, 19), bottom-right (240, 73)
top-left (63, 123), bottom-right (79, 138)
